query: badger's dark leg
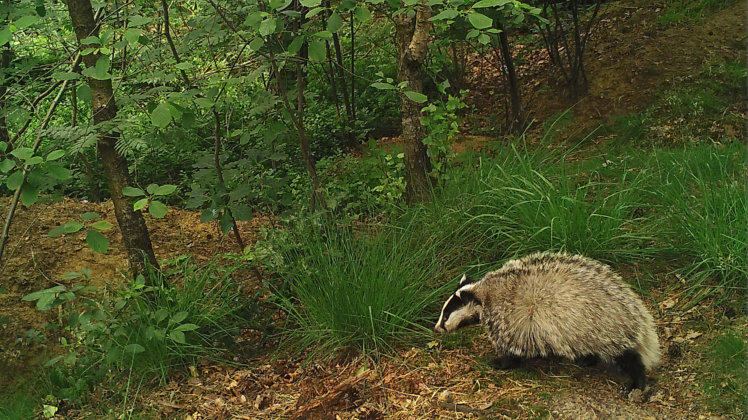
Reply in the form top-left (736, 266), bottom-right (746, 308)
top-left (574, 354), bottom-right (600, 367)
top-left (615, 349), bottom-right (646, 391)
top-left (491, 354), bottom-right (524, 370)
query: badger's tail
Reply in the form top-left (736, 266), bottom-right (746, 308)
top-left (636, 318), bottom-right (661, 371)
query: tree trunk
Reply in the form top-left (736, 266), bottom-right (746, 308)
top-left (66, 0), bottom-right (159, 278)
top-left (0, 42), bottom-right (11, 145)
top-left (395, 2), bottom-right (432, 203)
top-left (497, 28), bottom-right (524, 132)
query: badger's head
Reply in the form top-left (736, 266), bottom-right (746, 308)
top-left (434, 274), bottom-right (482, 333)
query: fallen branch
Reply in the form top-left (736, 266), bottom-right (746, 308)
top-left (291, 369), bottom-right (375, 419)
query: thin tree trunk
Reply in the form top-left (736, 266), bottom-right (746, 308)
top-left (349, 14), bottom-right (356, 125)
top-left (66, 0), bottom-right (159, 278)
top-left (332, 32), bottom-right (354, 140)
top-left (395, 0), bottom-right (432, 203)
top-left (295, 46), bottom-right (326, 211)
top-left (325, 41), bottom-right (342, 121)
top-left (0, 44), bottom-right (11, 146)
top-left (212, 109), bottom-right (244, 249)
top-left (497, 28), bottom-right (524, 132)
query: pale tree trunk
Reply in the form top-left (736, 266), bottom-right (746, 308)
top-left (395, 2), bottom-right (432, 202)
top-left (66, 0), bottom-right (159, 279)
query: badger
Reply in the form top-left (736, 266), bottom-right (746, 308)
top-left (434, 252), bottom-right (660, 391)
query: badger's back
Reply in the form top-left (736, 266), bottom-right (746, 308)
top-left (481, 253), bottom-right (660, 370)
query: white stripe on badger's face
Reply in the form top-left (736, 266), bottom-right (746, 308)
top-left (434, 283), bottom-right (482, 333)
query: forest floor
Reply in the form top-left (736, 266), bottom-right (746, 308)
top-left (1, 0), bottom-right (746, 418)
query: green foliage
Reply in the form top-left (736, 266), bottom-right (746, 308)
top-left (47, 212), bottom-right (114, 254)
top-left (420, 84), bottom-right (467, 176)
top-left (123, 183), bottom-right (178, 219)
top-left (700, 330), bottom-right (747, 415)
top-left (657, 0), bottom-right (737, 25)
top-left (21, 259), bottom-right (249, 403)
top-left (270, 222), bottom-right (457, 358)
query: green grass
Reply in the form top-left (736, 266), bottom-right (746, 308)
top-left (700, 330), bottom-right (747, 415)
top-left (657, 0), bottom-right (738, 25)
top-left (273, 223), bottom-right (458, 358)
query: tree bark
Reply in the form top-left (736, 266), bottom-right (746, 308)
top-left (395, 2), bottom-right (432, 203)
top-left (66, 0), bottom-right (159, 278)
top-left (497, 28), bottom-right (524, 132)
top-left (0, 44), bottom-right (11, 146)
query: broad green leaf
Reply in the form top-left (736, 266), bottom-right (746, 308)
top-left (53, 72), bottom-right (79, 81)
top-left (229, 204), bottom-right (253, 221)
top-left (46, 163), bottom-right (71, 180)
top-left (20, 184), bottom-right (39, 206)
top-left (122, 186), bottom-right (144, 197)
top-left (0, 159), bottom-right (14, 173)
top-left (305, 7), bottom-right (325, 18)
top-left (194, 97), bottom-right (214, 108)
top-left (472, 0), bottom-right (509, 7)
top-left (308, 40), bottom-right (326, 62)
top-left (259, 18), bottom-right (276, 36)
top-left (430, 9), bottom-right (458, 21)
top-left (6, 171), bottom-right (23, 190)
top-left (287, 36), bottom-right (303, 54)
top-left (77, 85), bottom-right (92, 103)
top-left (169, 330), bottom-right (185, 344)
top-left (153, 184), bottom-right (177, 196)
top-left (249, 37), bottom-right (264, 52)
top-left (82, 56), bottom-right (112, 80)
top-left (14, 15), bottom-right (38, 29)
top-left (371, 82), bottom-right (395, 90)
top-left (170, 311), bottom-right (189, 324)
top-left (327, 13), bottom-right (343, 33)
top-left (0, 28), bottom-right (11, 46)
top-left (46, 150), bottom-right (65, 161)
top-left (404, 90), bottom-right (428, 103)
top-left (81, 212), bottom-right (100, 220)
top-left (468, 12), bottom-right (493, 29)
top-left (146, 184), bottom-right (158, 195)
top-left (47, 226), bottom-right (67, 238)
top-left (64, 221), bottom-right (84, 233)
top-left (151, 102), bottom-right (172, 128)
top-left (219, 212), bottom-right (234, 234)
top-left (300, 0), bottom-right (321, 6)
top-left (313, 30), bottom-right (332, 39)
top-left (85, 230), bottom-right (109, 253)
top-left (133, 198), bottom-right (149, 210)
top-left (174, 323), bottom-right (199, 332)
top-left (124, 343), bottom-right (145, 354)
top-left (124, 28), bottom-right (142, 44)
top-left (11, 147), bottom-right (34, 160)
top-left (200, 208), bottom-right (219, 222)
top-left (23, 285), bottom-right (66, 301)
top-left (0, 142), bottom-right (6, 152)
top-left (90, 220), bottom-right (114, 231)
top-left (149, 200), bottom-right (168, 218)
top-left (354, 6), bottom-right (371, 22)
top-left (61, 272), bottom-right (81, 280)
top-left (25, 156), bottom-right (43, 165)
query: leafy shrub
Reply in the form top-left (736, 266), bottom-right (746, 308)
top-left (22, 258), bottom-right (248, 402)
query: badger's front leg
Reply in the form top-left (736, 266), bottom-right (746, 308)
top-left (490, 354), bottom-right (524, 370)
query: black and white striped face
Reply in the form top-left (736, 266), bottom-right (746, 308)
top-left (434, 274), bottom-right (482, 333)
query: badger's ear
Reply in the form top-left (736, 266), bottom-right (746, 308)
top-left (459, 273), bottom-right (471, 286)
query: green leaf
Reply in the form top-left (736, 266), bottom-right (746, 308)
top-left (249, 37), bottom-right (264, 52)
top-left (153, 184), bottom-right (177, 196)
top-left (0, 159), bottom-right (14, 173)
top-left (149, 200), bottom-right (168, 218)
top-left (47, 226), bottom-right (66, 238)
top-left (174, 323), bottom-right (199, 332)
top-left (404, 90), bottom-right (428, 103)
top-left (81, 212), bottom-right (100, 220)
top-left (20, 184), bottom-right (39, 206)
top-left (6, 171), bottom-right (23, 190)
top-left (11, 147), bottom-right (34, 160)
top-left (46, 150), bottom-right (65, 161)
top-left (229, 204), bottom-right (253, 221)
top-left (171, 311), bottom-right (189, 324)
top-left (25, 156), bottom-right (43, 166)
top-left (64, 221), bottom-right (84, 233)
top-left (430, 9), bottom-right (458, 21)
top-left (327, 13), bottom-right (344, 33)
top-left (194, 97), bottom-right (214, 108)
top-left (124, 343), bottom-right (145, 354)
top-left (61, 272), bottom-right (81, 280)
top-left (90, 220), bottom-right (114, 231)
top-left (371, 82), bottom-right (395, 90)
top-left (133, 198), bottom-right (149, 211)
top-left (122, 186), bottom-right (144, 197)
top-left (305, 7), bottom-right (325, 18)
top-left (124, 28), bottom-right (142, 44)
top-left (23, 285), bottom-right (66, 301)
top-left (151, 102), bottom-right (172, 128)
top-left (259, 18), bottom-right (276, 36)
top-left (82, 56), bottom-right (112, 80)
top-left (85, 230), bottom-right (109, 253)
top-left (175, 62), bottom-right (192, 70)
top-left (146, 183), bottom-right (158, 194)
top-left (300, 0), bottom-right (321, 6)
top-left (46, 163), bottom-right (71, 180)
top-left (0, 28), bottom-right (11, 46)
top-left (219, 212), bottom-right (234, 234)
top-left (472, 0), bottom-right (509, 7)
top-left (14, 15), bottom-right (38, 29)
top-left (468, 12), bottom-right (493, 29)
top-left (354, 6), bottom-right (371, 22)
top-left (308, 40), bottom-right (326, 62)
top-left (77, 85), bottom-right (92, 103)
top-left (169, 330), bottom-right (186, 344)
top-left (53, 72), bottom-right (80, 81)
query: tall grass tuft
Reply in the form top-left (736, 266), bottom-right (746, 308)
top-left (273, 223), bottom-right (457, 358)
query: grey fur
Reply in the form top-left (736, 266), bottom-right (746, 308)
top-left (435, 252), bottom-right (661, 371)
